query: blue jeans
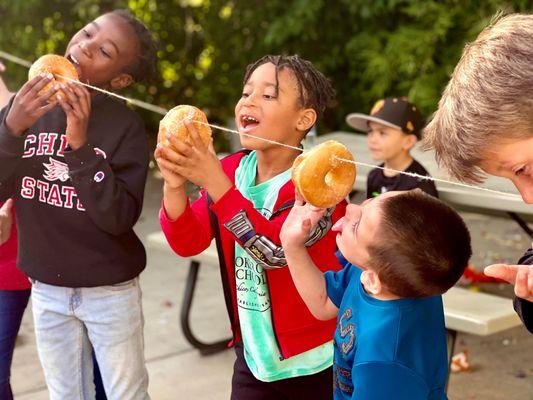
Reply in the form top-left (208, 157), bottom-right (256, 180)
top-left (31, 278), bottom-right (150, 400)
top-left (0, 289), bottom-right (31, 400)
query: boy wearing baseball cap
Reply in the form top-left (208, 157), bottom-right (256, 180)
top-left (346, 97), bottom-right (438, 198)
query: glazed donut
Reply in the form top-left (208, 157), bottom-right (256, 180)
top-left (158, 105), bottom-right (212, 150)
top-left (28, 54), bottom-right (79, 99)
top-left (292, 140), bottom-right (356, 208)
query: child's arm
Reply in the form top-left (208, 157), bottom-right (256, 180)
top-left (4, 74), bottom-right (57, 136)
top-left (280, 197), bottom-right (339, 320)
top-left (56, 83), bottom-right (90, 150)
top-left (154, 123), bottom-right (222, 256)
top-left (58, 83), bottom-right (148, 235)
top-left (156, 120), bottom-right (232, 204)
top-left (159, 123), bottom-right (345, 271)
top-left (154, 124), bottom-right (207, 221)
top-left (0, 75), bottom-right (57, 193)
top-left (0, 61), bottom-right (13, 109)
top-left (0, 199), bottom-right (13, 245)
top-left (155, 146), bottom-right (188, 222)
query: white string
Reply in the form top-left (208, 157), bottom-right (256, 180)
top-left (193, 120), bottom-right (304, 152)
top-left (333, 157), bottom-right (523, 199)
top-left (192, 120), bottom-right (520, 198)
top-left (0, 50), bottom-right (169, 114)
top-left (55, 74), bottom-right (169, 115)
top-left (0, 49), bottom-right (522, 199)
top-left (0, 50), bottom-right (32, 68)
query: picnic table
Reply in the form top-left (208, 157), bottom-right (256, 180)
top-left (147, 232), bottom-right (522, 356)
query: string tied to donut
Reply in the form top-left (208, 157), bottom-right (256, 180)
top-left (2, 49), bottom-right (520, 199)
top-left (292, 140), bottom-right (356, 208)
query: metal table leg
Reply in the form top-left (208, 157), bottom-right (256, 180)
top-left (180, 260), bottom-right (231, 355)
top-left (445, 329), bottom-right (457, 393)
top-left (508, 212), bottom-right (533, 239)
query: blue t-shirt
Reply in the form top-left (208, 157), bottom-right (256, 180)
top-left (324, 259), bottom-right (448, 400)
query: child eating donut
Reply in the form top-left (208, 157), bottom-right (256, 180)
top-left (347, 97), bottom-right (438, 198)
top-left (156, 55), bottom-right (345, 399)
top-left (0, 9), bottom-right (156, 398)
top-left (280, 190), bottom-right (472, 399)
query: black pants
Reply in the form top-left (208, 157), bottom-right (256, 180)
top-left (231, 342), bottom-right (333, 400)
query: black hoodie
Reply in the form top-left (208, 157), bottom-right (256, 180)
top-left (0, 94), bottom-right (148, 287)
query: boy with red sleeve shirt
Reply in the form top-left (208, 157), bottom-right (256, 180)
top-left (156, 55), bottom-right (345, 399)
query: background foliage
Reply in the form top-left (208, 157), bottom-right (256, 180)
top-left (0, 0), bottom-right (531, 146)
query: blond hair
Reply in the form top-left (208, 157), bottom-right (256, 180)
top-left (423, 13), bottom-right (533, 183)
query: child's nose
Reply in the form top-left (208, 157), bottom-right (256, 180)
top-left (515, 180), bottom-right (533, 204)
top-left (78, 42), bottom-right (93, 58)
top-left (243, 92), bottom-right (259, 106)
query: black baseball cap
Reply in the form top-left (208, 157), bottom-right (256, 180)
top-left (346, 97), bottom-right (425, 139)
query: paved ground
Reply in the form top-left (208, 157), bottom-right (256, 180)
top-left (11, 170), bottom-right (533, 399)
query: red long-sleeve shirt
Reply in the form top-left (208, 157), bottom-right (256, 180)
top-left (160, 151), bottom-right (346, 358)
top-left (0, 203), bottom-right (31, 290)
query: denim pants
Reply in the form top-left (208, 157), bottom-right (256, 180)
top-left (31, 278), bottom-right (150, 400)
top-left (0, 289), bottom-right (31, 400)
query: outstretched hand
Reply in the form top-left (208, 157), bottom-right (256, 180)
top-left (484, 264), bottom-right (533, 302)
top-left (280, 192), bottom-right (326, 248)
top-left (0, 199), bottom-right (14, 245)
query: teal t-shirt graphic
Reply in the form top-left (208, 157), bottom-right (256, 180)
top-left (234, 151), bottom-right (332, 382)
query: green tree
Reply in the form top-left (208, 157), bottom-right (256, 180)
top-left (1, 0), bottom-right (531, 146)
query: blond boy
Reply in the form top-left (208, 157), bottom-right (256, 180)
top-left (423, 13), bottom-right (533, 332)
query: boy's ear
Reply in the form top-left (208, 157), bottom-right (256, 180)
top-left (296, 108), bottom-right (317, 132)
top-left (361, 270), bottom-right (382, 295)
top-left (109, 73), bottom-right (134, 90)
top-left (402, 134), bottom-right (417, 151)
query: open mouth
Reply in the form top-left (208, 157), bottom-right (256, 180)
top-left (239, 114), bottom-right (260, 132)
top-left (66, 54), bottom-right (83, 80)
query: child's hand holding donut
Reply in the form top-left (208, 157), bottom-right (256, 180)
top-left (5, 74), bottom-right (58, 136)
top-left (280, 192), bottom-right (326, 249)
top-left (57, 82), bottom-right (91, 150)
top-left (154, 145), bottom-right (188, 190)
top-left (157, 120), bottom-right (232, 201)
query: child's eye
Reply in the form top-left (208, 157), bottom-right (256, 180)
top-left (514, 165), bottom-right (528, 176)
top-left (83, 29), bottom-right (91, 38)
top-left (263, 94), bottom-right (276, 100)
top-left (100, 48), bottom-right (111, 58)
top-left (241, 92), bottom-right (250, 98)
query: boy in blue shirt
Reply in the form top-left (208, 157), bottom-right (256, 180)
top-left (280, 190), bottom-right (472, 399)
